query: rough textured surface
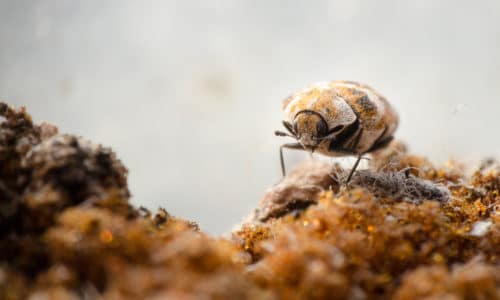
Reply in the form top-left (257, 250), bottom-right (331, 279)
top-left (246, 160), bottom-right (340, 223)
top-left (0, 103), bottom-right (270, 300)
top-left (350, 169), bottom-right (451, 203)
top-left (1, 102), bottom-right (500, 299)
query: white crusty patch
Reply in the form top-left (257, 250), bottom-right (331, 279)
top-left (470, 220), bottom-right (493, 237)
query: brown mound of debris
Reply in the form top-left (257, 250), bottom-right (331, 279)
top-left (1, 103), bottom-right (500, 299)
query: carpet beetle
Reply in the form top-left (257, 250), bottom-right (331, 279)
top-left (275, 80), bottom-right (398, 182)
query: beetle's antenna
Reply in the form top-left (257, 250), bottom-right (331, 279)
top-left (274, 130), bottom-right (295, 138)
top-left (281, 120), bottom-right (297, 136)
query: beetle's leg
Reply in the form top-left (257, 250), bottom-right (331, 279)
top-left (280, 142), bottom-right (303, 177)
top-left (345, 154), bottom-right (363, 185)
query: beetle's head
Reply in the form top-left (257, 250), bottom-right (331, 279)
top-left (292, 110), bottom-right (328, 148)
top-left (275, 110), bottom-right (337, 152)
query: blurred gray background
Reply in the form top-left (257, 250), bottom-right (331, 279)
top-left (1, 1), bottom-right (500, 234)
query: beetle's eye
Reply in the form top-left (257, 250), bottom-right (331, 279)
top-left (329, 125), bottom-right (344, 134)
top-left (316, 119), bottom-right (328, 137)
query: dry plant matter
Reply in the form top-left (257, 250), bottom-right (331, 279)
top-left (1, 102), bottom-right (500, 300)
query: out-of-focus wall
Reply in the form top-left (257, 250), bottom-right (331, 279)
top-left (2, 1), bottom-right (500, 234)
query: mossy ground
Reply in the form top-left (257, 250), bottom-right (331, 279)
top-left (1, 103), bottom-right (499, 299)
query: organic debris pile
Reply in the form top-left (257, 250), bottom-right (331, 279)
top-left (1, 103), bottom-right (500, 299)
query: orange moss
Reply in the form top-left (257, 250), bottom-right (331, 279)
top-left (236, 144), bottom-right (500, 299)
top-left (1, 102), bottom-right (500, 299)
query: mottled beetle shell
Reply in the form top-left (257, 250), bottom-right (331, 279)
top-left (282, 80), bottom-right (398, 156)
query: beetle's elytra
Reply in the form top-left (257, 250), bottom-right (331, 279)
top-left (275, 80), bottom-right (399, 183)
